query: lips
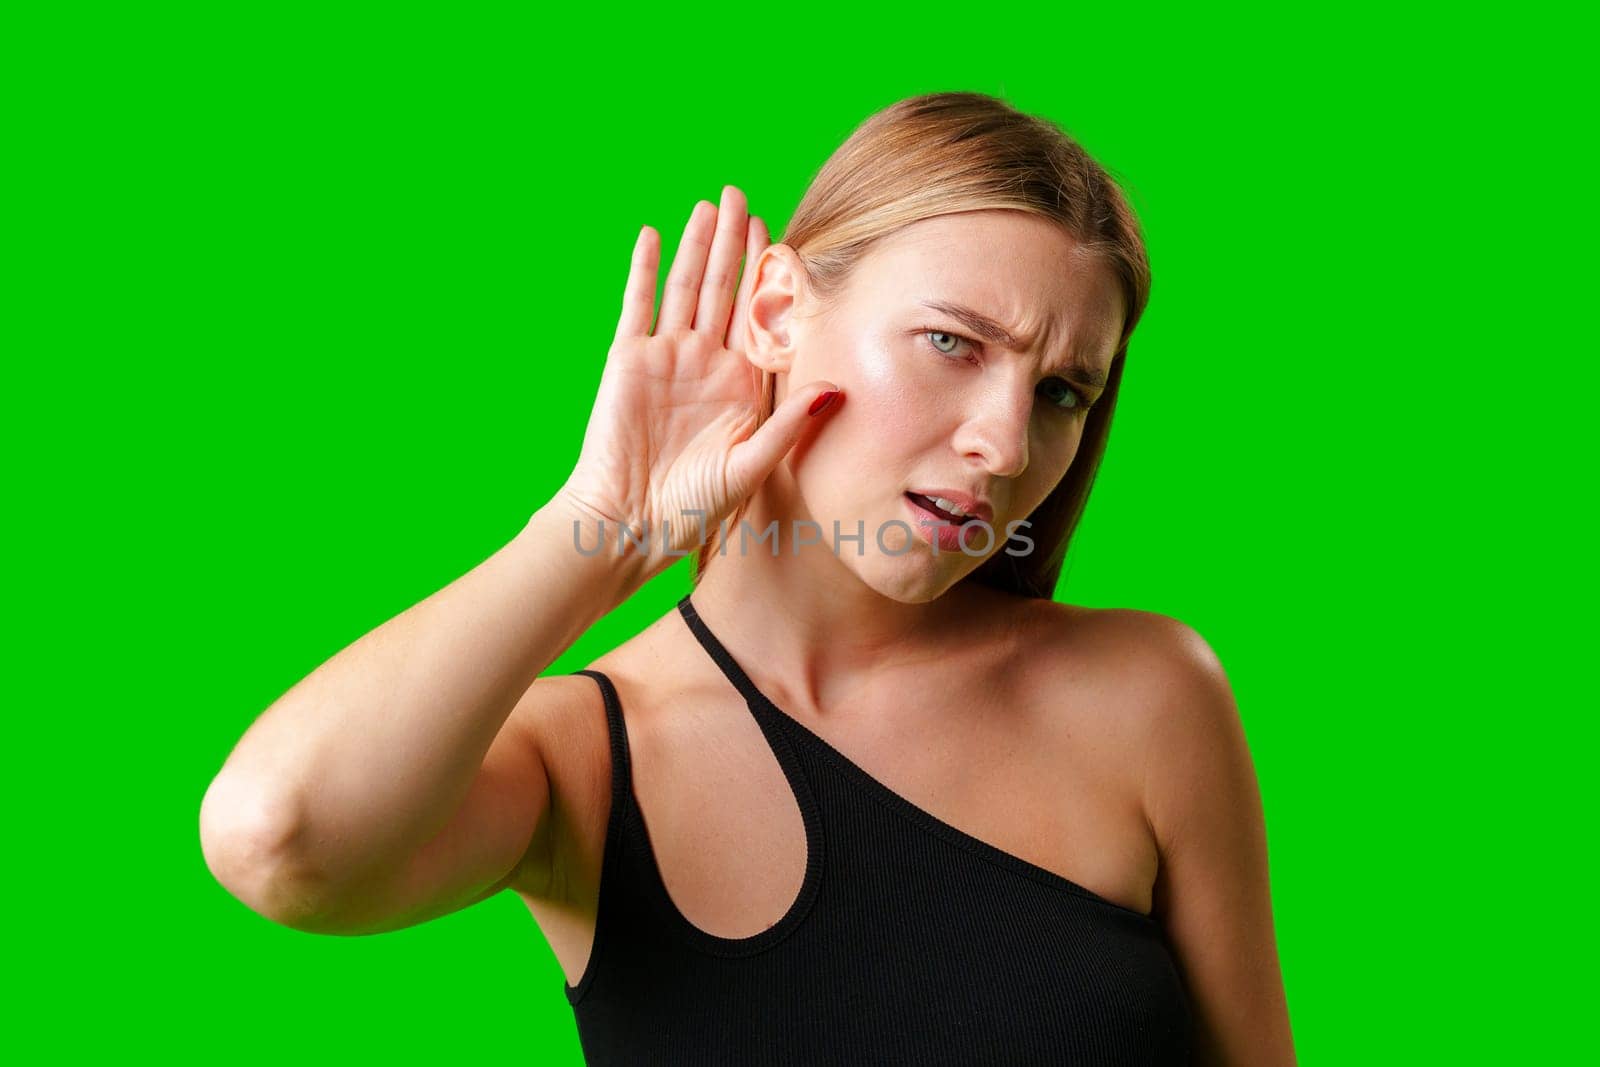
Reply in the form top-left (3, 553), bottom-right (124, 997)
top-left (903, 494), bottom-right (987, 553)
top-left (903, 488), bottom-right (994, 525)
top-left (905, 492), bottom-right (974, 524)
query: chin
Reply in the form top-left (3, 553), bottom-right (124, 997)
top-left (843, 549), bottom-right (970, 605)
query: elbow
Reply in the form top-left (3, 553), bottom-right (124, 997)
top-left (199, 772), bottom-right (330, 929)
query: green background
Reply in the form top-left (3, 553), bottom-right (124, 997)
top-left (8, 4), bottom-right (1591, 1063)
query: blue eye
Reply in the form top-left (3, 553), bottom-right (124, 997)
top-left (1040, 378), bottom-right (1084, 411)
top-left (923, 328), bottom-right (1087, 414)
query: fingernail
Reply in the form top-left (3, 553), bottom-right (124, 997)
top-left (808, 390), bottom-right (841, 416)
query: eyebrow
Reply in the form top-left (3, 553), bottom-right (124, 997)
top-left (920, 300), bottom-right (1109, 389)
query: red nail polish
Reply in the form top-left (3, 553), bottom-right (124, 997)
top-left (808, 390), bottom-right (840, 416)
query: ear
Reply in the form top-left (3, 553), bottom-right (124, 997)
top-left (743, 244), bottom-right (808, 374)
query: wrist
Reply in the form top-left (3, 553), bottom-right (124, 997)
top-left (518, 492), bottom-right (650, 615)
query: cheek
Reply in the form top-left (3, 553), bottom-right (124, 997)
top-left (804, 326), bottom-right (931, 445)
top-left (785, 332), bottom-right (937, 512)
top-left (1017, 427), bottom-right (1085, 511)
top-left (852, 340), bottom-right (928, 439)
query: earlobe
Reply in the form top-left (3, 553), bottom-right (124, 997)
top-left (745, 244), bottom-right (804, 374)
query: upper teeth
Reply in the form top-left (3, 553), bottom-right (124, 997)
top-left (929, 495), bottom-right (972, 518)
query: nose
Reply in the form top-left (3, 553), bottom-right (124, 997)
top-left (952, 379), bottom-right (1032, 479)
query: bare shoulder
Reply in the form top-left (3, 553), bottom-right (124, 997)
top-left (510, 602), bottom-right (688, 773)
top-left (1062, 605), bottom-right (1260, 877)
top-left (502, 605), bottom-right (685, 900)
top-left (1077, 605), bottom-right (1247, 773)
top-left (1017, 597), bottom-right (1246, 805)
top-left (1025, 597), bottom-right (1234, 719)
top-left (1031, 604), bottom-right (1293, 1058)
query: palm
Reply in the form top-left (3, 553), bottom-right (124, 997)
top-left (559, 187), bottom-right (840, 576)
top-left (580, 327), bottom-right (763, 541)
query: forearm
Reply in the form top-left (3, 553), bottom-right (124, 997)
top-left (200, 493), bottom-right (641, 900)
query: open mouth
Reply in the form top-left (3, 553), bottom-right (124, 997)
top-left (904, 492), bottom-right (978, 525)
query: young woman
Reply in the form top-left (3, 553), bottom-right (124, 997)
top-left (201, 93), bottom-right (1295, 1064)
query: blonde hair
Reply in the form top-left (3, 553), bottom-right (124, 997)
top-left (693, 92), bottom-right (1150, 599)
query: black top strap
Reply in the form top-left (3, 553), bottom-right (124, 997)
top-left (571, 668), bottom-right (631, 815)
top-left (676, 594), bottom-right (767, 708)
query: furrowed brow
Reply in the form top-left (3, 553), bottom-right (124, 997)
top-left (921, 300), bottom-right (1031, 350)
top-left (921, 299), bottom-right (1108, 389)
top-left (1055, 357), bottom-right (1108, 389)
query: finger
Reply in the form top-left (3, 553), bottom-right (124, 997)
top-left (725, 382), bottom-right (843, 501)
top-left (725, 214), bottom-right (770, 353)
top-left (693, 185), bottom-right (748, 336)
top-left (614, 225), bottom-right (661, 342)
top-left (656, 200), bottom-right (716, 333)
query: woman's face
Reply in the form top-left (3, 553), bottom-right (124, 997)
top-left (770, 209), bottom-right (1126, 603)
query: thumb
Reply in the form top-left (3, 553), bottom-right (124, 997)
top-left (726, 381), bottom-right (843, 500)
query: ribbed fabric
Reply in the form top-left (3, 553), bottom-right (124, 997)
top-left (563, 594), bottom-right (1192, 1065)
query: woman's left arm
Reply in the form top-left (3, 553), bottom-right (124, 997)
top-left (1139, 617), bottom-right (1297, 1065)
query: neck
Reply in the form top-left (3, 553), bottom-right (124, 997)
top-left (686, 481), bottom-right (1000, 720)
